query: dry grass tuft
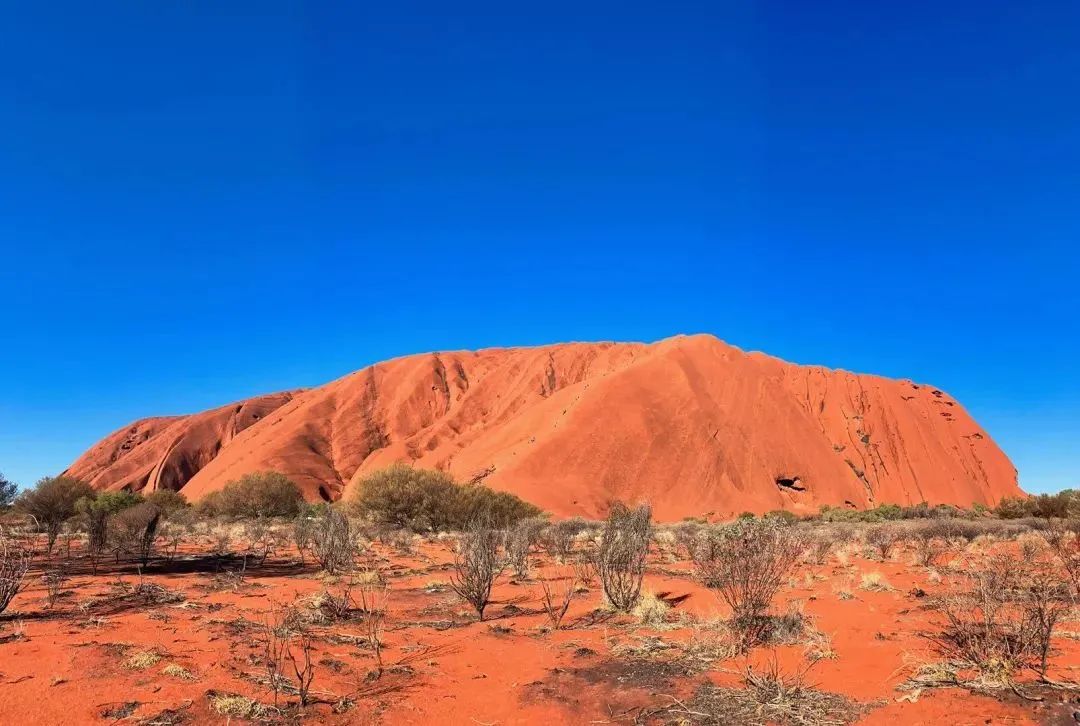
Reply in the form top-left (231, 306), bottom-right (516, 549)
top-left (123, 650), bottom-right (162, 670)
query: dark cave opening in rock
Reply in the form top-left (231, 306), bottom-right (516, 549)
top-left (775, 476), bottom-right (806, 492)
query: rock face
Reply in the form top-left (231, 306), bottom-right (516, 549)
top-left (66, 335), bottom-right (1021, 519)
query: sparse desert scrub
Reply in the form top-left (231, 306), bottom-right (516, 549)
top-left (541, 518), bottom-right (589, 561)
top-left (653, 657), bottom-right (860, 725)
top-left (912, 521), bottom-right (951, 567)
top-left (309, 505), bottom-right (359, 574)
top-left (450, 519), bottom-right (506, 621)
top-left (262, 602), bottom-right (318, 708)
top-left (1044, 525), bottom-right (1080, 595)
top-left (505, 516), bottom-right (545, 578)
top-left (805, 530), bottom-right (836, 565)
top-left (692, 517), bottom-right (804, 647)
top-left (110, 502), bottom-right (162, 566)
top-left (930, 550), bottom-right (1070, 688)
top-left (595, 502), bottom-right (651, 612)
top-left (865, 524), bottom-right (902, 561)
top-left (538, 565), bottom-right (580, 630)
top-left (0, 532), bottom-right (32, 614)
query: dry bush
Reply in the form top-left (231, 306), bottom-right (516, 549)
top-left (541, 518), bottom-right (590, 562)
top-left (595, 503), bottom-right (651, 612)
top-left (262, 602), bottom-right (317, 708)
top-left (106, 503), bottom-right (162, 566)
top-left (244, 521), bottom-right (285, 566)
top-left (805, 531), bottom-right (836, 565)
top-left (293, 514), bottom-right (314, 565)
top-left (539, 565), bottom-right (580, 630)
top-left (865, 524), bottom-right (902, 561)
top-left (309, 506), bottom-right (358, 575)
top-left (43, 567), bottom-right (68, 608)
top-left (0, 533), bottom-right (32, 614)
top-left (661, 657), bottom-right (860, 725)
top-left (931, 551), bottom-right (1069, 686)
top-left (912, 521), bottom-right (951, 567)
top-left (671, 521), bottom-right (705, 560)
top-left (450, 520), bottom-right (506, 621)
top-left (355, 571), bottom-right (390, 672)
top-left (505, 517), bottom-right (545, 578)
top-left (692, 518), bottom-right (804, 647)
top-left (1044, 525), bottom-right (1080, 596)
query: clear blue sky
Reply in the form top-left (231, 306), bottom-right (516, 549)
top-left (2, 2), bottom-right (1077, 494)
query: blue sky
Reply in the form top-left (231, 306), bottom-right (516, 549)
top-left (1, 2), bottom-right (1077, 493)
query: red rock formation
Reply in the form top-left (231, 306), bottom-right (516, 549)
top-left (65, 392), bottom-right (298, 494)
top-left (68, 335), bottom-right (1021, 519)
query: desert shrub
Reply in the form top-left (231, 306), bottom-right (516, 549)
top-left (145, 489), bottom-right (190, 514)
top-left (262, 603), bottom-right (317, 708)
top-left (670, 520), bottom-right (705, 560)
top-left (450, 519), bottom-right (505, 620)
top-left (912, 520), bottom-right (954, 566)
top-left (244, 520), bottom-right (284, 565)
top-left (86, 506), bottom-right (109, 564)
top-left (995, 490), bottom-right (1079, 520)
top-left (933, 551), bottom-right (1069, 684)
top-left (866, 524), bottom-right (902, 560)
top-left (15, 476), bottom-right (95, 552)
top-left (539, 565), bottom-right (581, 630)
top-left (595, 502), bottom-right (652, 612)
top-left (198, 472), bottom-right (303, 519)
top-left (88, 490), bottom-right (143, 514)
top-left (505, 517), bottom-right (545, 578)
top-left (1044, 526), bottom-right (1080, 596)
top-left (692, 517), bottom-right (804, 645)
top-left (805, 531), bottom-right (836, 565)
top-left (352, 464), bottom-right (541, 531)
top-left (111, 502), bottom-right (162, 566)
top-left (0, 472), bottom-right (16, 507)
top-left (293, 514), bottom-right (315, 565)
top-left (309, 506), bottom-right (357, 574)
top-left (541, 518), bottom-right (590, 561)
top-left (0, 532), bottom-right (31, 614)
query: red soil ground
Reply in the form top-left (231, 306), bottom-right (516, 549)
top-left (1, 534), bottom-right (1074, 725)
top-left (66, 335), bottom-right (1022, 519)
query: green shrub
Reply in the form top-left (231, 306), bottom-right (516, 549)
top-left (146, 489), bottom-right (190, 514)
top-left (87, 490), bottom-right (144, 514)
top-left (352, 464), bottom-right (542, 531)
top-left (995, 491), bottom-right (1078, 520)
top-left (198, 472), bottom-right (303, 518)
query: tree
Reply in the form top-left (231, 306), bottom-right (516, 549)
top-left (0, 472), bottom-right (17, 507)
top-left (16, 476), bottom-right (95, 552)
